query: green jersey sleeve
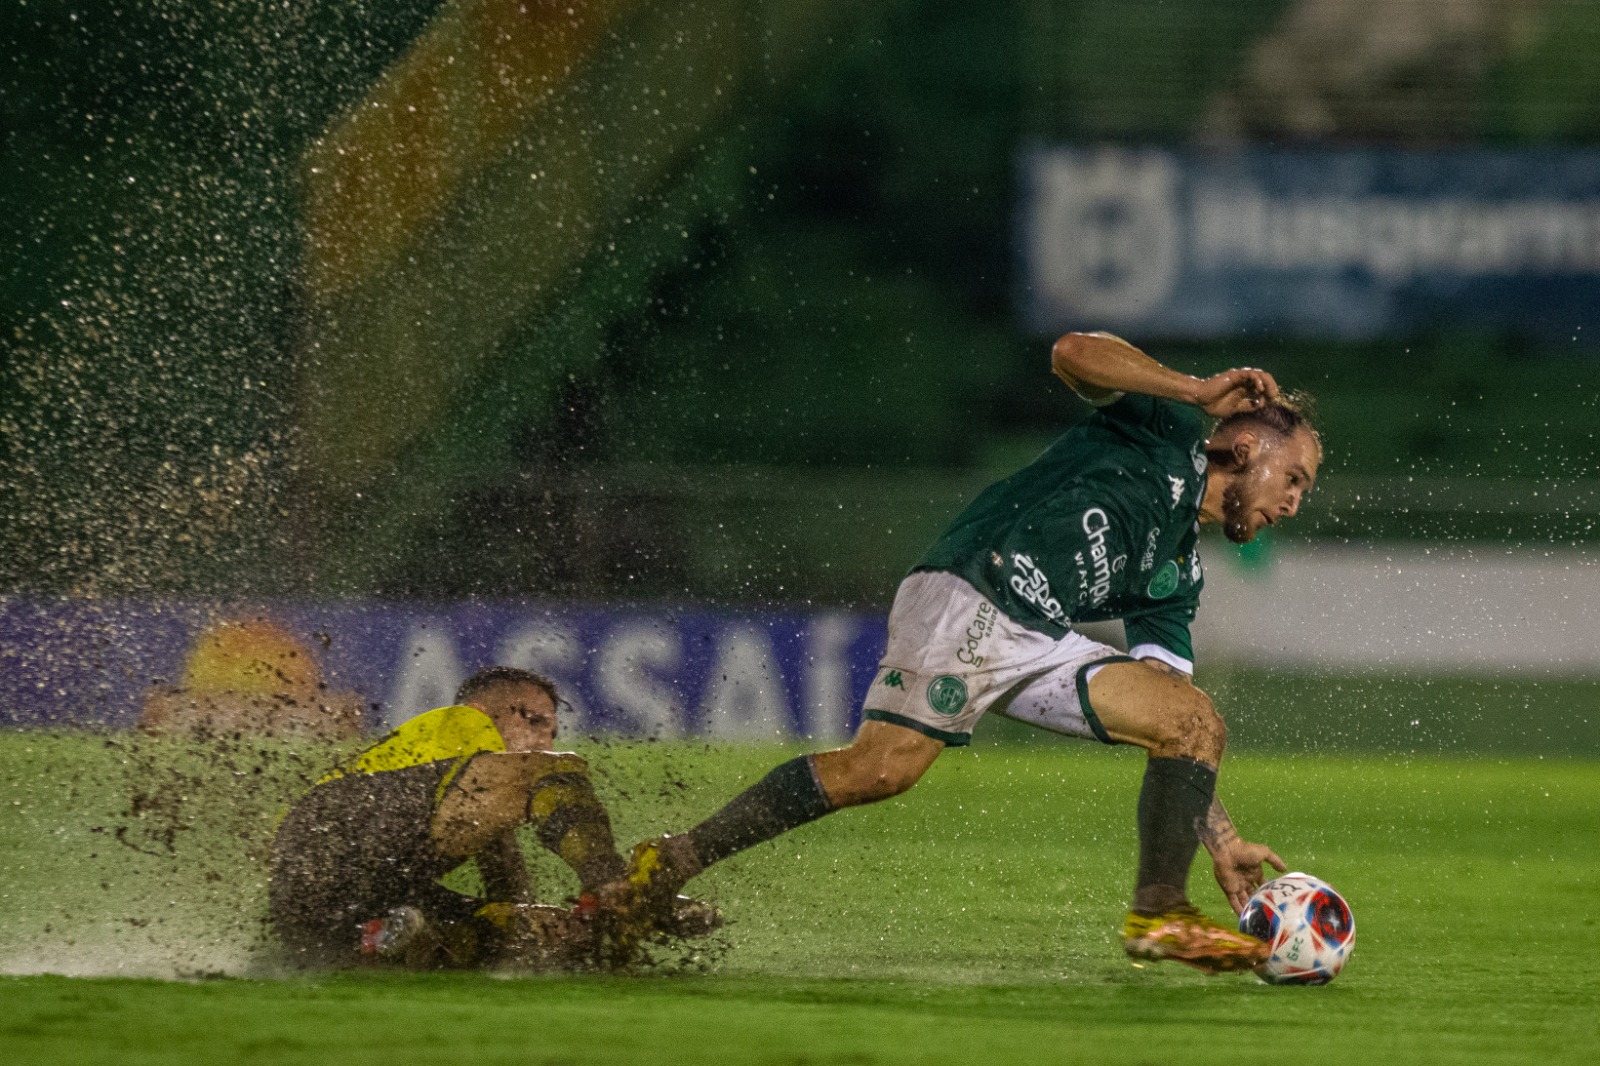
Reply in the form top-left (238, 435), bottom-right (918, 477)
top-left (1124, 598), bottom-right (1198, 675)
top-left (1099, 393), bottom-right (1208, 450)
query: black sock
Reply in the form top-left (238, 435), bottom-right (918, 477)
top-left (1134, 756), bottom-right (1218, 911)
top-left (686, 755), bottom-right (834, 868)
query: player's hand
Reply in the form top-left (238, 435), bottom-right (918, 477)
top-left (586, 878), bottom-right (634, 916)
top-left (1192, 368), bottom-right (1280, 418)
top-left (1211, 837), bottom-right (1288, 916)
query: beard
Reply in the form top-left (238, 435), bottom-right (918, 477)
top-left (1220, 481), bottom-right (1255, 544)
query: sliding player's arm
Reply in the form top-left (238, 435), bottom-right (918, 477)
top-left (1051, 331), bottom-right (1280, 418)
top-left (1135, 655), bottom-right (1287, 915)
top-left (474, 830), bottom-right (533, 904)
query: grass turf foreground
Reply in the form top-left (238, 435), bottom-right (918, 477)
top-left (1, 732), bottom-right (1597, 1065)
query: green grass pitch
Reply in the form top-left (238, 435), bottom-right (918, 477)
top-left (1, 721), bottom-right (1597, 1066)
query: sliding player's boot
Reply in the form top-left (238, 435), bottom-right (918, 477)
top-left (1121, 905), bottom-right (1268, 974)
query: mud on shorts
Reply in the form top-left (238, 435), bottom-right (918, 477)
top-left (861, 570), bottom-right (1133, 747)
top-left (268, 760), bottom-right (486, 966)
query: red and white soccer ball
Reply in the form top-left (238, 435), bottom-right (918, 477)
top-left (1238, 872), bottom-right (1355, 985)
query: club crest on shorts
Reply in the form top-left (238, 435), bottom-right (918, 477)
top-left (926, 675), bottom-right (968, 717)
top-left (1146, 560), bottom-right (1180, 599)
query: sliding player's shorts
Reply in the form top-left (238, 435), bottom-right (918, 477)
top-left (861, 570), bottom-right (1131, 747)
top-left (269, 760), bottom-right (482, 965)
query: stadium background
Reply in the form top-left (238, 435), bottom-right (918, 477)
top-left (6, 0), bottom-right (1600, 753)
top-left (4, 6), bottom-right (1600, 1062)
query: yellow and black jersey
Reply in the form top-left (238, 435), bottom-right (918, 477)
top-left (320, 704), bottom-right (507, 804)
top-left (270, 705), bottom-right (509, 954)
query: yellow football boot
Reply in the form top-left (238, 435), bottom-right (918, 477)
top-left (1121, 905), bottom-right (1269, 974)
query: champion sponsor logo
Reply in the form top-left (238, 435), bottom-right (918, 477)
top-left (1168, 475), bottom-right (1187, 509)
top-left (956, 600), bottom-right (996, 667)
top-left (1009, 552), bottom-right (1067, 624)
top-left (1081, 507), bottom-right (1121, 607)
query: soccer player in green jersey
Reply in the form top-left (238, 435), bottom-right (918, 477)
top-left (611, 331), bottom-right (1321, 974)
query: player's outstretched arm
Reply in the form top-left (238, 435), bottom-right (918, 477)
top-left (1051, 331), bottom-right (1280, 417)
top-left (475, 830), bottom-right (533, 904)
top-left (1198, 796), bottom-right (1287, 915)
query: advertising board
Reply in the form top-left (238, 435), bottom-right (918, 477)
top-left (1022, 145), bottom-right (1600, 339)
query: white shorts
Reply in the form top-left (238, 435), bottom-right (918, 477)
top-left (860, 570), bottom-right (1132, 747)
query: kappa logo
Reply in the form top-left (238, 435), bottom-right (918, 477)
top-left (1191, 441), bottom-right (1207, 476)
top-left (1168, 475), bottom-right (1186, 509)
top-left (882, 670), bottom-right (906, 689)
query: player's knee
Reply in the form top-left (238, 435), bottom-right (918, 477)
top-left (1150, 688), bottom-right (1225, 762)
top-left (1181, 690), bottom-right (1226, 761)
top-left (836, 747), bottom-right (927, 804)
top-left (867, 757), bottom-right (926, 801)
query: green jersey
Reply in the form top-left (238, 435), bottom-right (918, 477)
top-left (916, 393), bottom-right (1209, 670)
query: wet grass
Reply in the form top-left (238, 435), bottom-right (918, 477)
top-left (0, 730), bottom-right (1596, 1064)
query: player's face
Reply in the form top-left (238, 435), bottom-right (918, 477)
top-left (1220, 428), bottom-right (1320, 544)
top-left (485, 683), bottom-right (560, 752)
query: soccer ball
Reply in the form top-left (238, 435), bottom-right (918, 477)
top-left (1238, 873), bottom-right (1355, 985)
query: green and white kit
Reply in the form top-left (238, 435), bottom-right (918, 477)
top-left (862, 393), bottom-right (1209, 746)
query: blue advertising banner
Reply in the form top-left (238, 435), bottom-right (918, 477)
top-left (0, 598), bottom-right (887, 740)
top-left (1021, 145), bottom-right (1600, 340)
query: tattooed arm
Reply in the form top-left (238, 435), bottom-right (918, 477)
top-left (1198, 794), bottom-right (1240, 852)
top-left (1199, 795), bottom-right (1287, 915)
top-left (1137, 657), bottom-right (1288, 914)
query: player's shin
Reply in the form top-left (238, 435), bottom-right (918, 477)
top-left (684, 753), bottom-right (834, 870)
top-left (526, 766), bottom-right (627, 890)
top-left (609, 754), bottom-right (833, 938)
top-left (1131, 755), bottom-right (1218, 913)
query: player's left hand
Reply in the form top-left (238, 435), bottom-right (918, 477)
top-left (1211, 838), bottom-right (1288, 916)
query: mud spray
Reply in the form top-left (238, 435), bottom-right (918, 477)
top-left (0, 721), bottom-right (739, 978)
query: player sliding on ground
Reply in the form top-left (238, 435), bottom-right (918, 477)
top-left (606, 332), bottom-right (1320, 973)
top-left (268, 666), bottom-right (716, 970)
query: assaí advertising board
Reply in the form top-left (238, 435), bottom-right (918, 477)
top-left (0, 598), bottom-right (884, 739)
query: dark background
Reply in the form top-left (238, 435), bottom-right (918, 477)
top-left (6, 0), bottom-right (1600, 606)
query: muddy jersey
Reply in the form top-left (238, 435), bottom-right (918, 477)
top-left (915, 393), bottom-right (1208, 671)
top-left (270, 705), bottom-right (511, 960)
top-left (319, 703), bottom-right (507, 796)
